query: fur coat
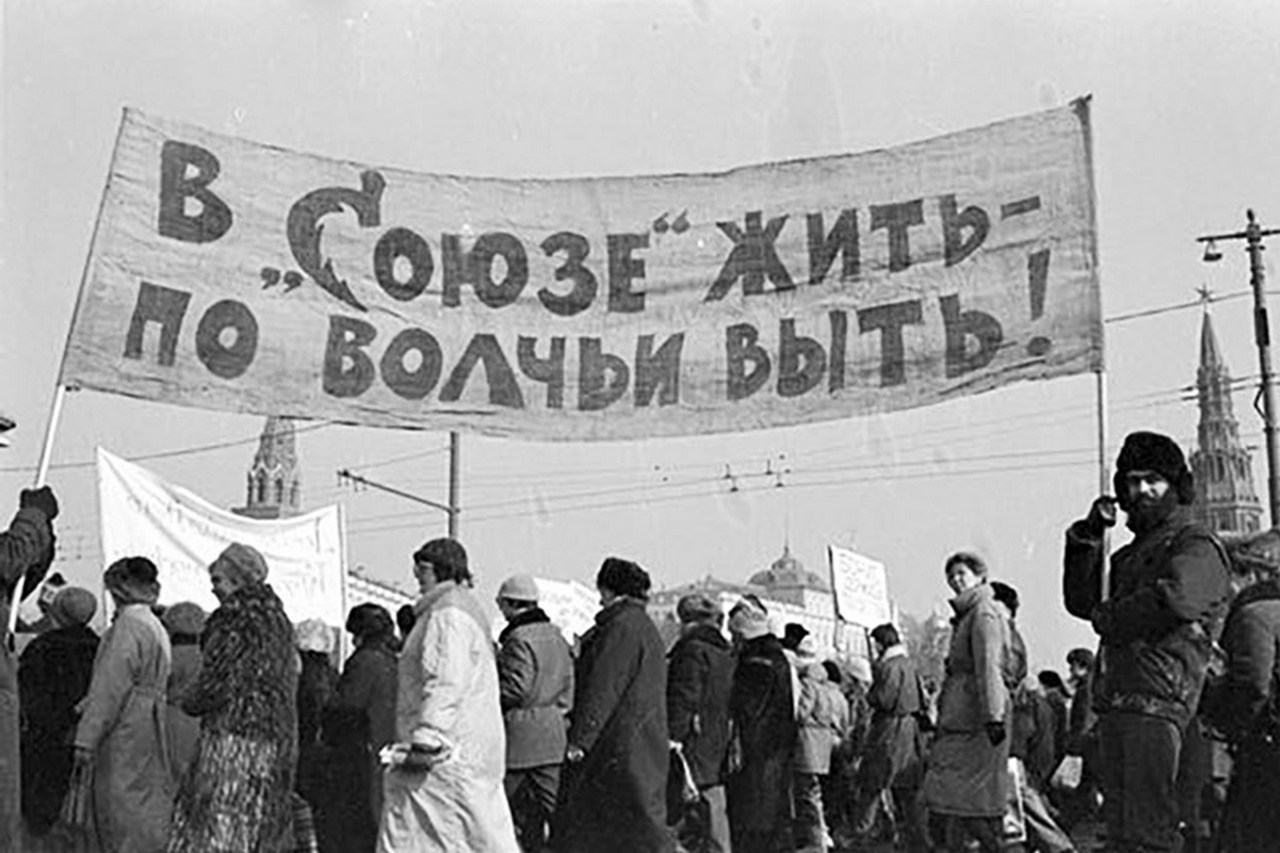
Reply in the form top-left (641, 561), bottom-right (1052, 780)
top-left (166, 582), bottom-right (298, 853)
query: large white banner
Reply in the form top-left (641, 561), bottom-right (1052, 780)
top-left (828, 544), bottom-right (891, 628)
top-left (96, 447), bottom-right (347, 623)
top-left (64, 101), bottom-right (1100, 440)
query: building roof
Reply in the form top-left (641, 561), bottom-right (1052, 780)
top-left (747, 544), bottom-right (831, 592)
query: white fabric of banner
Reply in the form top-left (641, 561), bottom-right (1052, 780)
top-left (95, 447), bottom-right (347, 624)
top-left (64, 101), bottom-right (1100, 440)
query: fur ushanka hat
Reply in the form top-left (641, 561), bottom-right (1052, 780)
top-left (1113, 431), bottom-right (1195, 510)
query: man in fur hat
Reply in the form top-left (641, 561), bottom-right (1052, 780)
top-left (1062, 431), bottom-right (1231, 853)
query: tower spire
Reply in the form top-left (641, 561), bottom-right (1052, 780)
top-left (1190, 300), bottom-right (1262, 537)
top-left (233, 416), bottom-right (302, 519)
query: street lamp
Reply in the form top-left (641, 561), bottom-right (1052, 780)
top-left (1198, 209), bottom-right (1280, 526)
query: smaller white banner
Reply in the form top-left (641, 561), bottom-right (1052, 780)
top-left (532, 577), bottom-right (599, 643)
top-left (96, 447), bottom-right (347, 624)
top-left (828, 544), bottom-right (891, 628)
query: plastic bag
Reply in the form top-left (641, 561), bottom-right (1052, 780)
top-left (1050, 754), bottom-right (1084, 791)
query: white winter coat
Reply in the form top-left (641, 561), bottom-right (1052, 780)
top-left (377, 581), bottom-right (519, 853)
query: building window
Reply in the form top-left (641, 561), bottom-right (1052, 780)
top-left (256, 474), bottom-right (267, 504)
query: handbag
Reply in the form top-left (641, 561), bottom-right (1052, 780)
top-left (49, 759), bottom-right (96, 853)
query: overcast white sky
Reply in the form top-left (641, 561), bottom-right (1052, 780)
top-left (3, 0), bottom-right (1279, 669)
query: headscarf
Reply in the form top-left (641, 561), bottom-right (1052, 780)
top-left (104, 556), bottom-right (161, 606)
top-left (215, 542), bottom-right (269, 586)
top-left (49, 586), bottom-right (96, 628)
top-left (296, 618), bottom-right (334, 655)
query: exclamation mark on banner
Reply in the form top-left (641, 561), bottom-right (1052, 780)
top-left (1027, 249), bottom-right (1052, 357)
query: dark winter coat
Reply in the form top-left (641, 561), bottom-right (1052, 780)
top-left (324, 636), bottom-right (398, 853)
top-left (1044, 688), bottom-right (1070, 765)
top-left (1064, 505), bottom-right (1231, 726)
top-left (557, 597), bottom-right (672, 853)
top-left (860, 644), bottom-right (926, 792)
top-left (0, 505), bottom-right (53, 845)
top-left (1210, 579), bottom-right (1280, 852)
top-left (497, 606), bottom-right (574, 770)
top-left (665, 622), bottom-right (734, 787)
top-left (167, 581), bottom-right (299, 853)
top-left (296, 649), bottom-right (339, 851)
top-left (18, 623), bottom-right (98, 834)
top-left (1066, 675), bottom-right (1096, 755)
top-left (330, 637), bottom-right (398, 752)
top-left (1011, 687), bottom-right (1058, 788)
top-left (725, 633), bottom-right (797, 841)
top-left (1208, 578), bottom-right (1280, 741)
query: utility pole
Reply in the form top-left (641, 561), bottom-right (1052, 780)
top-left (338, 465), bottom-right (459, 531)
top-left (1199, 209), bottom-right (1280, 526)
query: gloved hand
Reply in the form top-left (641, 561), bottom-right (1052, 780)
top-left (398, 742), bottom-right (449, 771)
top-left (1082, 496), bottom-right (1117, 538)
top-left (984, 720), bottom-right (1007, 747)
top-left (20, 486), bottom-right (59, 522)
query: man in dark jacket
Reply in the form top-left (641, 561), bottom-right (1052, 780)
top-left (1205, 528), bottom-right (1280, 853)
top-left (1062, 431), bottom-right (1230, 853)
top-left (666, 592), bottom-right (734, 853)
top-left (726, 596), bottom-right (796, 853)
top-left (557, 558), bottom-right (672, 853)
top-left (855, 623), bottom-right (927, 852)
top-left (0, 486), bottom-right (58, 848)
top-left (496, 574), bottom-right (574, 853)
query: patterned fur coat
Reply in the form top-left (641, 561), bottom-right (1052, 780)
top-left (167, 582), bottom-right (299, 853)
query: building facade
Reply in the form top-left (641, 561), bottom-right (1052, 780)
top-left (647, 545), bottom-right (869, 659)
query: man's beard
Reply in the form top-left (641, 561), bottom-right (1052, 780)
top-left (1125, 489), bottom-right (1180, 533)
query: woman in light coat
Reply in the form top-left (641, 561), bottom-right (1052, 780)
top-left (921, 552), bottom-right (1012, 853)
top-left (794, 651), bottom-right (851, 852)
top-left (377, 538), bottom-right (518, 853)
top-left (73, 556), bottom-right (175, 853)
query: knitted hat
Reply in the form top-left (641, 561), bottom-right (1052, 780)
top-left (296, 618), bottom-right (334, 654)
top-left (676, 592), bottom-right (721, 624)
top-left (1113, 431), bottom-right (1195, 508)
top-left (49, 586), bottom-right (96, 627)
top-left (498, 574), bottom-right (540, 603)
top-left (161, 601), bottom-right (208, 637)
top-left (596, 557), bottom-right (651, 600)
top-left (216, 542), bottom-right (269, 586)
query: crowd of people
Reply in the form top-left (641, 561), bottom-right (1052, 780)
top-left (0, 426), bottom-right (1278, 853)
